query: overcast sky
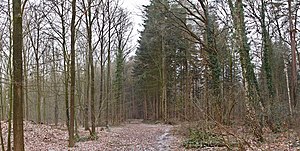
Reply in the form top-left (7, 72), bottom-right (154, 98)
top-left (121, 0), bottom-right (151, 53)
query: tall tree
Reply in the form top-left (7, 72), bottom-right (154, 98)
top-left (133, 0), bottom-right (193, 121)
top-left (203, 2), bottom-right (222, 122)
top-left (261, 0), bottom-right (276, 132)
top-left (288, 0), bottom-right (297, 111)
top-left (51, 41), bottom-right (59, 126)
top-left (228, 0), bottom-right (264, 141)
top-left (96, 0), bottom-right (107, 126)
top-left (13, 0), bottom-right (24, 149)
top-left (7, 0), bottom-right (13, 149)
top-left (69, 0), bottom-right (76, 147)
top-left (106, 0), bottom-right (111, 126)
top-left (81, 0), bottom-right (97, 135)
top-left (113, 8), bottom-right (133, 123)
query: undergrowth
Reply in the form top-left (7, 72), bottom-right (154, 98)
top-left (183, 129), bottom-right (227, 149)
top-left (76, 133), bottom-right (98, 142)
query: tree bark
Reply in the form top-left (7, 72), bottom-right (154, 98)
top-left (288, 0), bottom-right (297, 109)
top-left (69, 0), bottom-right (76, 147)
top-left (106, 0), bottom-right (111, 126)
top-left (84, 49), bottom-right (89, 130)
top-left (13, 0), bottom-right (24, 149)
top-left (161, 22), bottom-right (167, 122)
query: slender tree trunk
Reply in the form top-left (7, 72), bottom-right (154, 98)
top-left (0, 40), bottom-right (3, 150)
top-left (29, 17), bottom-right (42, 124)
top-left (161, 26), bottom-right (167, 122)
top-left (288, 0), bottom-right (297, 109)
top-left (65, 61), bottom-right (70, 128)
top-left (0, 81), bottom-right (1, 121)
top-left (7, 0), bottom-right (13, 148)
top-left (84, 0), bottom-right (96, 134)
top-left (90, 61), bottom-right (95, 133)
top-left (284, 59), bottom-right (293, 118)
top-left (83, 1), bottom-right (91, 130)
top-left (52, 45), bottom-right (59, 126)
top-left (84, 47), bottom-right (90, 130)
top-left (60, 1), bottom-right (70, 129)
top-left (69, 0), bottom-right (76, 147)
top-left (7, 0), bottom-right (14, 151)
top-left (76, 61), bottom-right (83, 127)
top-left (0, 40), bottom-right (3, 121)
top-left (98, 45), bottom-right (104, 126)
top-left (36, 52), bottom-right (41, 124)
top-left (23, 41), bottom-right (28, 121)
top-left (144, 93), bottom-right (147, 119)
top-left (0, 118), bottom-right (4, 151)
top-left (12, 0), bottom-right (24, 149)
top-left (106, 0), bottom-right (111, 126)
top-left (42, 57), bottom-right (46, 123)
top-left (7, 57), bottom-right (13, 151)
top-left (97, 4), bottom-right (106, 126)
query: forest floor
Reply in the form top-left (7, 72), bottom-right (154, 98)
top-left (1, 119), bottom-right (183, 151)
top-left (0, 120), bottom-right (300, 150)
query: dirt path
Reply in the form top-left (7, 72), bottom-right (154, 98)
top-left (101, 122), bottom-right (178, 150)
top-left (2, 120), bottom-right (182, 150)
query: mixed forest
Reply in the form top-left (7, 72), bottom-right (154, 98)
top-left (1, 0), bottom-right (300, 150)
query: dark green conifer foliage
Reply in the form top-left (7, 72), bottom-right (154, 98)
top-left (133, 0), bottom-right (191, 120)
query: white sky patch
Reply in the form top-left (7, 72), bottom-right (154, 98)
top-left (121, 0), bottom-right (150, 56)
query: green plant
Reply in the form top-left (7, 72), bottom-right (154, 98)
top-left (183, 129), bottom-right (225, 149)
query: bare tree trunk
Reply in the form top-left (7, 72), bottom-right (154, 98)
top-left (144, 93), bottom-right (147, 119)
top-left (0, 118), bottom-right (4, 151)
top-left (83, 0), bottom-right (96, 134)
top-left (0, 36), bottom-right (3, 121)
top-left (284, 58), bottom-right (293, 117)
top-left (23, 40), bottom-right (28, 121)
top-left (84, 47), bottom-right (90, 130)
top-left (7, 0), bottom-right (13, 149)
top-left (161, 34), bottom-right (167, 122)
top-left (12, 0), bottom-right (24, 149)
top-left (60, 1), bottom-right (70, 129)
top-left (83, 0), bottom-right (91, 129)
top-left (97, 2), bottom-right (106, 126)
top-left (288, 0), bottom-right (297, 109)
top-left (90, 61), bottom-right (95, 133)
top-left (106, 0), bottom-right (111, 126)
top-left (69, 0), bottom-right (76, 147)
top-left (0, 39), bottom-right (3, 151)
top-left (52, 44), bottom-right (59, 126)
top-left (7, 75), bottom-right (12, 151)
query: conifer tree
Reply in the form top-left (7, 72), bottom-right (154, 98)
top-left (133, 0), bottom-right (191, 120)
